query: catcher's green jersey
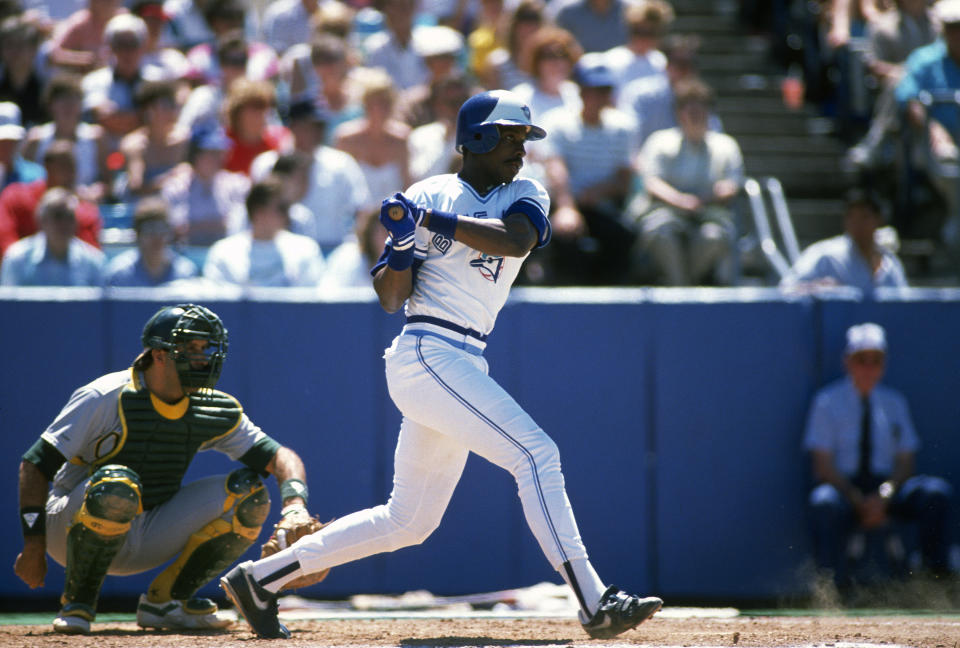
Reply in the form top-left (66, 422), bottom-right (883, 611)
top-left (108, 379), bottom-right (243, 509)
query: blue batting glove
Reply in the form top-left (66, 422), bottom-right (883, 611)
top-left (394, 192), bottom-right (427, 226)
top-left (393, 192), bottom-right (458, 239)
top-left (379, 196), bottom-right (415, 251)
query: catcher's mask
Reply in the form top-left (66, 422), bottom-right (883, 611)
top-left (141, 303), bottom-right (228, 389)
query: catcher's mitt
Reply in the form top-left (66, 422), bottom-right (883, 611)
top-left (260, 508), bottom-right (333, 589)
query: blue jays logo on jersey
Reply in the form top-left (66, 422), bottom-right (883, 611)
top-left (470, 253), bottom-right (504, 282)
top-left (432, 233), bottom-right (452, 254)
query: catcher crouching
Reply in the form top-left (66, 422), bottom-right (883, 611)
top-left (14, 304), bottom-right (327, 634)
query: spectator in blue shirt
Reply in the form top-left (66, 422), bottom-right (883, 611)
top-left (0, 102), bottom-right (45, 190)
top-left (803, 323), bottom-right (954, 591)
top-left (103, 196), bottom-right (199, 286)
top-left (0, 187), bottom-right (104, 286)
top-left (780, 188), bottom-right (908, 297)
top-left (896, 0), bottom-right (960, 260)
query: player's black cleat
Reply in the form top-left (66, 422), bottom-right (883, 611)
top-left (581, 586), bottom-right (662, 639)
top-left (220, 560), bottom-right (291, 639)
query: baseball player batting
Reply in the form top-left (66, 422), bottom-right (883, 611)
top-left (222, 89), bottom-right (663, 639)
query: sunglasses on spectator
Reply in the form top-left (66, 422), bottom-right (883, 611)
top-left (539, 49), bottom-right (568, 60)
top-left (631, 27), bottom-right (662, 38)
top-left (849, 352), bottom-right (885, 366)
top-left (111, 38), bottom-right (141, 50)
top-left (221, 54), bottom-right (248, 67)
top-left (47, 210), bottom-right (75, 222)
top-left (138, 220), bottom-right (172, 236)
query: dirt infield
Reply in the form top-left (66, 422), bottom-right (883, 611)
top-left (2, 615), bottom-right (959, 647)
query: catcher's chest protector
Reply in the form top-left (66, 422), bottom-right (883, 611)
top-left (105, 388), bottom-right (243, 510)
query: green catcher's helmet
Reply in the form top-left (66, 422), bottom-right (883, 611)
top-left (141, 304), bottom-right (228, 389)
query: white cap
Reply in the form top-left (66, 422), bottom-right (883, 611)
top-left (845, 322), bottom-right (887, 355)
top-left (0, 102), bottom-right (25, 140)
top-left (934, 0), bottom-right (960, 25)
top-left (412, 25), bottom-right (464, 58)
top-left (105, 13), bottom-right (148, 46)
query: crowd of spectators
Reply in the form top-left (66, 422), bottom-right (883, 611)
top-left (748, 0), bottom-right (960, 285)
top-left (0, 0), bottom-right (749, 289)
top-left (0, 0), bottom-right (956, 290)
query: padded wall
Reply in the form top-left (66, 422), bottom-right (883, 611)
top-left (2, 289), bottom-right (958, 603)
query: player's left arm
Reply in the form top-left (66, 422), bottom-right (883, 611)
top-left (213, 414), bottom-right (311, 513)
top-left (396, 192), bottom-right (548, 258)
top-left (265, 446), bottom-right (309, 510)
top-left (448, 211), bottom-right (539, 257)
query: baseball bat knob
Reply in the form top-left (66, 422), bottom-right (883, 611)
top-left (388, 205), bottom-right (404, 221)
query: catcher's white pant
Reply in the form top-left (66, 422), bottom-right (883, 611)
top-left (290, 331), bottom-right (590, 575)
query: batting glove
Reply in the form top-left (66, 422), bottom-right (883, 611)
top-left (394, 192), bottom-right (458, 239)
top-left (380, 195), bottom-right (416, 270)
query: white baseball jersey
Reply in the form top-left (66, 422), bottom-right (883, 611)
top-left (373, 173), bottom-right (551, 342)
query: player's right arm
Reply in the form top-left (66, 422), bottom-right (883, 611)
top-left (14, 378), bottom-right (119, 587)
top-left (14, 453), bottom-right (58, 588)
top-left (373, 196), bottom-right (417, 313)
top-left (373, 263), bottom-right (414, 313)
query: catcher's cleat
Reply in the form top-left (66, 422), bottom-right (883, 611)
top-left (136, 594), bottom-right (233, 630)
top-left (52, 602), bottom-right (95, 635)
top-left (580, 586), bottom-right (662, 639)
top-left (220, 560), bottom-right (290, 639)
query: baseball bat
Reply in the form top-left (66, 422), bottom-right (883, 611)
top-left (388, 205), bottom-right (404, 221)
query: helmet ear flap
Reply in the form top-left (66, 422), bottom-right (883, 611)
top-left (461, 122), bottom-right (500, 154)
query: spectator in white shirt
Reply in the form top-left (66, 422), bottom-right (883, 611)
top-left (781, 188), bottom-right (909, 297)
top-left (319, 205), bottom-right (387, 290)
top-left (602, 0), bottom-right (672, 99)
top-left (203, 176), bottom-right (324, 287)
top-left (261, 0), bottom-right (319, 56)
top-left (362, 0), bottom-right (428, 90)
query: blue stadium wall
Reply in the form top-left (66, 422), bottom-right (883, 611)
top-left (2, 286), bottom-right (958, 604)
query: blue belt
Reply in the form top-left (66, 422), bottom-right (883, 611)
top-left (405, 315), bottom-right (488, 342)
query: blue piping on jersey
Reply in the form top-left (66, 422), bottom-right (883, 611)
top-left (458, 177), bottom-right (505, 204)
top-left (413, 336), bottom-right (569, 564)
top-left (509, 197), bottom-right (552, 248)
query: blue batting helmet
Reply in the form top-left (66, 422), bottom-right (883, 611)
top-left (455, 90), bottom-right (546, 154)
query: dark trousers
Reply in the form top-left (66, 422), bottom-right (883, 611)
top-left (547, 206), bottom-right (636, 285)
top-left (809, 475), bottom-right (954, 586)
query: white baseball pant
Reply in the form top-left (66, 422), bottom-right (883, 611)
top-left (289, 331), bottom-right (590, 575)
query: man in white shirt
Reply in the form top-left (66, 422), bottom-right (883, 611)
top-left (804, 323), bottom-right (954, 590)
top-left (362, 0), bottom-right (429, 90)
top-left (542, 56), bottom-right (639, 284)
top-left (261, 0), bottom-right (319, 56)
top-left (203, 176), bottom-right (324, 286)
top-left (780, 188), bottom-right (908, 297)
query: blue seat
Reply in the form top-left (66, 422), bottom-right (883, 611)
top-left (99, 202), bottom-right (135, 230)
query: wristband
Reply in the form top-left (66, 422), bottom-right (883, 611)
top-left (423, 209), bottom-right (458, 239)
top-left (386, 246), bottom-right (414, 271)
top-left (280, 478), bottom-right (309, 505)
top-left (280, 503), bottom-right (308, 518)
top-left (21, 506), bottom-right (45, 537)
